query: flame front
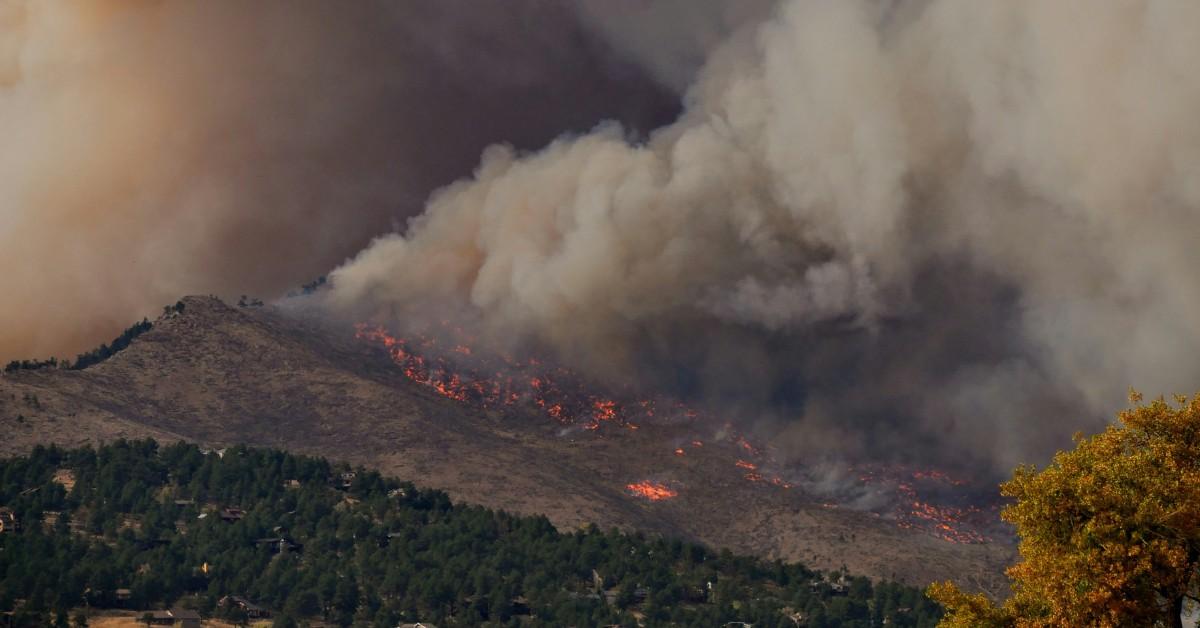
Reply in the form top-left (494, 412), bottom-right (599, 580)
top-left (626, 481), bottom-right (678, 501)
top-left (355, 322), bottom-right (996, 544)
top-left (854, 465), bottom-right (995, 544)
top-left (356, 323), bottom-right (651, 431)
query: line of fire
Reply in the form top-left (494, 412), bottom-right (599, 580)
top-left (355, 323), bottom-right (1000, 546)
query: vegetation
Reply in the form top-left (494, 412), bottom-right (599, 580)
top-left (3, 357), bottom-right (60, 374)
top-left (68, 318), bottom-right (153, 370)
top-left (4, 300), bottom-right (188, 374)
top-left (287, 275), bottom-right (328, 298)
top-left (3, 311), bottom-right (169, 374)
top-left (931, 392), bottom-right (1200, 628)
top-left (0, 441), bottom-right (940, 627)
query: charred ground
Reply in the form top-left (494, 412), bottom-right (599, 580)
top-left (0, 296), bottom-right (1015, 594)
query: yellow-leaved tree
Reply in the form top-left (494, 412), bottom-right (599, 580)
top-left (930, 392), bottom-right (1200, 628)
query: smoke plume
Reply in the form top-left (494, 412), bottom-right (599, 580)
top-left (328, 0), bottom-right (1200, 474)
top-left (0, 1), bottom-right (699, 362)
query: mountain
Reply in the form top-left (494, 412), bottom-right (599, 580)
top-left (0, 296), bottom-right (1015, 594)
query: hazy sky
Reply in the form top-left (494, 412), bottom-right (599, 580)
top-left (0, 0), bottom-right (714, 362)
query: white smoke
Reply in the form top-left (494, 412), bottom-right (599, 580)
top-left (329, 0), bottom-right (1200, 473)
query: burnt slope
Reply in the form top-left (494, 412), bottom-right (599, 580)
top-left (0, 296), bottom-right (1015, 593)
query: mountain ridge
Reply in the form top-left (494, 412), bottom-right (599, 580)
top-left (0, 295), bottom-right (1015, 594)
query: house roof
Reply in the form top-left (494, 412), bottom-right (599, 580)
top-left (151, 609), bottom-right (202, 620)
top-left (222, 595), bottom-right (266, 612)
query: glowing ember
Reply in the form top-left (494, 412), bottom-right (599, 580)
top-left (735, 436), bottom-right (760, 455)
top-left (852, 464), bottom-right (997, 544)
top-left (626, 481), bottom-right (678, 501)
top-left (356, 323), bottom-right (674, 431)
top-left (592, 399), bottom-right (617, 422)
top-left (356, 322), bottom-right (992, 542)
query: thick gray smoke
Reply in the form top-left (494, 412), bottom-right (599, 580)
top-left (329, 0), bottom-right (1200, 475)
top-left (0, 1), bottom-right (711, 362)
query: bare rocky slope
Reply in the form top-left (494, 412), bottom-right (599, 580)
top-left (0, 296), bottom-right (1015, 594)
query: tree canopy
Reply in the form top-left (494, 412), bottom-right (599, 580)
top-left (0, 440), bottom-right (940, 627)
top-left (931, 392), bottom-right (1200, 628)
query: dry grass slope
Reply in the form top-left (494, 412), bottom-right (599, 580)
top-left (0, 296), bottom-right (1015, 594)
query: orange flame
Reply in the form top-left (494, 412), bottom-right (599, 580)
top-left (356, 323), bottom-right (691, 434)
top-left (626, 481), bottom-right (678, 501)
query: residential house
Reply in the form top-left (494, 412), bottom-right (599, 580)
top-left (0, 508), bottom-right (18, 534)
top-left (254, 536), bottom-right (302, 554)
top-left (147, 609), bottom-right (202, 628)
top-left (219, 595), bottom-right (271, 619)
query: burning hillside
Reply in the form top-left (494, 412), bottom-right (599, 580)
top-left (355, 321), bottom-right (1003, 546)
top-left (355, 323), bottom-right (687, 432)
top-left (0, 295), bottom-right (1016, 589)
top-left (626, 481), bottom-right (678, 501)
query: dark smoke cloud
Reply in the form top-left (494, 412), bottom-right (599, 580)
top-left (0, 0), bottom-right (697, 362)
top-left (329, 0), bottom-right (1200, 476)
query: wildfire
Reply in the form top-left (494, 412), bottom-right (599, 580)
top-left (853, 464), bottom-right (997, 544)
top-left (356, 323), bottom-right (672, 432)
top-left (735, 436), bottom-right (760, 456)
top-left (355, 323), bottom-right (990, 542)
top-left (626, 481), bottom-right (678, 501)
top-left (591, 399), bottom-right (617, 425)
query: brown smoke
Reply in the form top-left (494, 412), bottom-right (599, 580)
top-left (0, 1), bottom-right (685, 362)
top-left (328, 0), bottom-right (1200, 473)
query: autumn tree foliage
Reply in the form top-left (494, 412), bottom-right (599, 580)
top-left (931, 392), bottom-right (1200, 627)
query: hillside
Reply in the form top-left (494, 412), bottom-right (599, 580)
top-left (0, 296), bottom-right (1015, 594)
top-left (0, 440), bottom-right (943, 626)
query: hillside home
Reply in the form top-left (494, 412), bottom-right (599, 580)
top-left (0, 508), bottom-right (17, 534)
top-left (147, 608), bottom-right (202, 628)
top-left (219, 595), bottom-right (271, 619)
top-left (254, 536), bottom-right (302, 554)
